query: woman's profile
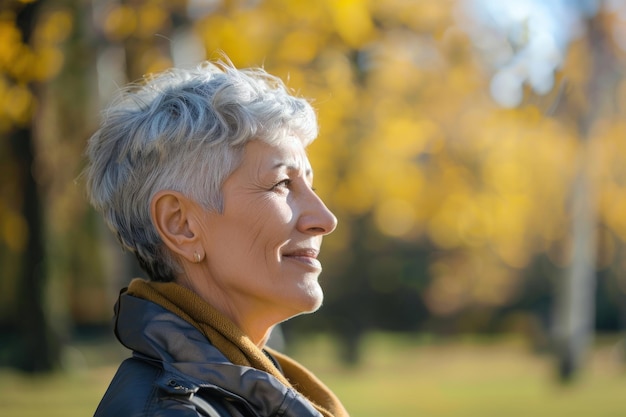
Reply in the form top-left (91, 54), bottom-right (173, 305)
top-left (85, 57), bottom-right (348, 417)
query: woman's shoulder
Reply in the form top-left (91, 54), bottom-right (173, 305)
top-left (94, 356), bottom-right (238, 417)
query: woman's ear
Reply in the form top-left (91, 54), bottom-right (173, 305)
top-left (151, 190), bottom-right (204, 263)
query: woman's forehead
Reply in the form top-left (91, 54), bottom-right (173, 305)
top-left (247, 138), bottom-right (312, 174)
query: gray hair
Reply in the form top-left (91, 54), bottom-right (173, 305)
top-left (85, 60), bottom-right (318, 282)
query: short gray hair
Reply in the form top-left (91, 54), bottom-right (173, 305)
top-left (85, 60), bottom-right (318, 281)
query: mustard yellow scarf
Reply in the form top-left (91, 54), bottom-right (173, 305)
top-left (126, 279), bottom-right (349, 417)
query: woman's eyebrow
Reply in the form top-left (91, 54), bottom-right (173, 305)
top-left (271, 162), bottom-right (312, 177)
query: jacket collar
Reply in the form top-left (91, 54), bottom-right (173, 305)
top-left (113, 292), bottom-right (321, 417)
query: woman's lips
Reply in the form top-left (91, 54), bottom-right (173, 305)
top-left (283, 249), bottom-right (322, 269)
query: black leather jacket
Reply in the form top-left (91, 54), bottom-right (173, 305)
top-left (94, 292), bottom-right (324, 416)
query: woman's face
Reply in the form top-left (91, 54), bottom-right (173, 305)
top-left (197, 136), bottom-right (337, 328)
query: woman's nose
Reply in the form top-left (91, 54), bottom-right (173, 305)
top-left (298, 190), bottom-right (338, 236)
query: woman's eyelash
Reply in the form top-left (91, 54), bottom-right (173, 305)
top-left (272, 179), bottom-right (291, 189)
top-left (270, 179), bottom-right (316, 192)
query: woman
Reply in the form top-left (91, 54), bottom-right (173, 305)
top-left (86, 59), bottom-right (348, 417)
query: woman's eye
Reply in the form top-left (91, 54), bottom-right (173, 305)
top-left (272, 179), bottom-right (291, 190)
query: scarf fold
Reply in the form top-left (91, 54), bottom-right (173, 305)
top-left (126, 278), bottom-right (349, 417)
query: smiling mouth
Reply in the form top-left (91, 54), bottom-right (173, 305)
top-left (282, 249), bottom-right (322, 269)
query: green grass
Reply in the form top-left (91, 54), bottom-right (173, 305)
top-left (1, 333), bottom-right (625, 417)
top-left (288, 333), bottom-right (626, 417)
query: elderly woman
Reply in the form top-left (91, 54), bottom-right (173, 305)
top-left (86, 59), bottom-right (348, 417)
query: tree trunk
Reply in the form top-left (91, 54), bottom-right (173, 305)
top-left (10, 0), bottom-right (60, 373)
top-left (554, 162), bottom-right (596, 381)
top-left (553, 11), bottom-right (617, 382)
top-left (12, 126), bottom-right (59, 372)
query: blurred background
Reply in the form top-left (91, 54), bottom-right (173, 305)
top-left (1, 0), bottom-right (626, 415)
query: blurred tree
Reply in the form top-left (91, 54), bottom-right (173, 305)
top-left (1, 0), bottom-right (60, 372)
top-left (460, 0), bottom-right (626, 381)
top-left (551, 11), bottom-right (610, 383)
top-left (4, 0), bottom-right (626, 376)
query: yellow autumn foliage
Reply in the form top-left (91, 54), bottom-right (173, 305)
top-left (3, 0), bottom-right (626, 319)
top-left (0, 7), bottom-right (72, 130)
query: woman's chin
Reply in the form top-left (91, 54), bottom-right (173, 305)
top-left (286, 285), bottom-right (324, 317)
top-left (301, 285), bottom-right (325, 313)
